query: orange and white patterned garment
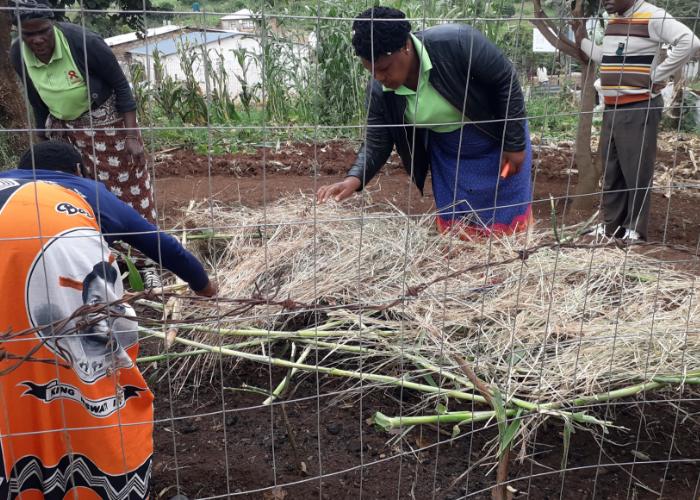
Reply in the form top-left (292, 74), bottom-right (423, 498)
top-left (0, 178), bottom-right (152, 499)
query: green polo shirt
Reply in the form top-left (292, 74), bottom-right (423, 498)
top-left (22, 26), bottom-right (90, 121)
top-left (384, 34), bottom-right (463, 133)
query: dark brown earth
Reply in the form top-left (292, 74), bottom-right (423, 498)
top-left (145, 358), bottom-right (699, 500)
top-left (147, 141), bottom-right (700, 499)
top-left (152, 141), bottom-right (699, 248)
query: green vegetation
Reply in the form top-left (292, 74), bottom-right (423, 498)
top-left (123, 0), bottom-right (568, 153)
top-left (2, 1), bottom-right (695, 167)
top-left (41, 0), bottom-right (698, 155)
top-left (527, 92), bottom-right (581, 140)
top-left (0, 135), bottom-right (21, 170)
top-left (662, 90), bottom-right (700, 134)
top-left (50, 0), bottom-right (152, 35)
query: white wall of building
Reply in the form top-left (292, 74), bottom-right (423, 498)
top-left (220, 9), bottom-right (257, 32)
top-left (131, 35), bottom-right (262, 99)
top-left (221, 18), bottom-right (256, 31)
top-left (685, 60), bottom-right (699, 81)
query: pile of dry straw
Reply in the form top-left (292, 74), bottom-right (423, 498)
top-left (141, 197), bottom-right (699, 434)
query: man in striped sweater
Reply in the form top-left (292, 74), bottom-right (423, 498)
top-left (575, 0), bottom-right (699, 240)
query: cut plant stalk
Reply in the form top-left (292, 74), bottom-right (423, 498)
top-left (185, 321), bottom-right (393, 340)
top-left (373, 409), bottom-right (517, 431)
top-left (163, 294), bottom-right (183, 349)
top-left (263, 343), bottom-right (312, 405)
top-left (146, 330), bottom-right (488, 404)
top-left (136, 338), bottom-right (266, 363)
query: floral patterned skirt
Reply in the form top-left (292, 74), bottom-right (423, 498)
top-left (47, 96), bottom-right (156, 223)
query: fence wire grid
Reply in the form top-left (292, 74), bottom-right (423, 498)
top-left (1, 0), bottom-right (699, 499)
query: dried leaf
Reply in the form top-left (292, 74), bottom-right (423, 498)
top-left (631, 450), bottom-right (651, 461)
top-left (414, 435), bottom-right (431, 449)
top-left (263, 487), bottom-right (287, 500)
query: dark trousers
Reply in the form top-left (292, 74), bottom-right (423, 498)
top-left (599, 95), bottom-right (663, 240)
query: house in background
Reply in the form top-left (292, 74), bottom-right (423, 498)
top-left (107, 17), bottom-right (314, 103)
top-left (125, 30), bottom-right (262, 98)
top-left (220, 9), bottom-right (258, 32)
top-left (105, 24), bottom-right (184, 61)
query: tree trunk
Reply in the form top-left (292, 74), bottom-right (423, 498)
top-left (0, 0), bottom-right (30, 151)
top-left (531, 0), bottom-right (603, 214)
top-left (572, 62), bottom-right (599, 210)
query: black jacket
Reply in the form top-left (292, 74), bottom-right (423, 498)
top-left (347, 24), bottom-right (527, 193)
top-left (11, 22), bottom-right (137, 128)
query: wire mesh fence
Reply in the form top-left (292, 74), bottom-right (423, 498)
top-left (1, 0), bottom-right (699, 499)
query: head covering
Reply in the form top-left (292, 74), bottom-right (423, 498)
top-left (10, 0), bottom-right (54, 27)
top-left (18, 140), bottom-right (85, 175)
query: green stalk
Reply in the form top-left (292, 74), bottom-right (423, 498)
top-left (373, 409), bottom-right (517, 431)
top-left (135, 299), bottom-right (165, 312)
top-left (183, 322), bottom-right (396, 340)
top-left (295, 338), bottom-right (374, 354)
top-left (146, 330), bottom-right (487, 404)
top-left (294, 337), bottom-right (476, 389)
top-left (550, 194), bottom-right (560, 243)
top-left (567, 380), bottom-right (675, 407)
top-left (647, 375), bottom-right (700, 385)
top-left (513, 371), bottom-right (700, 412)
top-left (185, 233), bottom-right (239, 241)
top-left (263, 344), bottom-right (312, 405)
top-left (534, 374), bottom-right (699, 412)
top-left (401, 352), bottom-right (475, 390)
top-left (136, 339), bottom-right (267, 363)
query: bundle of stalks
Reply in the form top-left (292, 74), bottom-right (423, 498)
top-left (138, 196), bottom-right (699, 446)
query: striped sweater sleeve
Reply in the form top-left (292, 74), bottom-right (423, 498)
top-left (648, 12), bottom-right (700, 83)
top-left (580, 38), bottom-right (604, 64)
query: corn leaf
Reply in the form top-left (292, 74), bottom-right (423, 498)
top-left (124, 251), bottom-right (144, 292)
top-left (561, 417), bottom-right (575, 470)
top-left (498, 409), bottom-right (523, 458)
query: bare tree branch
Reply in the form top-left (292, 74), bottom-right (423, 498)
top-left (530, 19), bottom-right (582, 59)
top-left (530, 0), bottom-right (591, 62)
top-left (0, 0), bottom-right (28, 131)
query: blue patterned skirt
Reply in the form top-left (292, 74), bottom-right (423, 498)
top-left (430, 122), bottom-right (532, 235)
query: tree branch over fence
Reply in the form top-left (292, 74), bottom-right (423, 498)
top-left (530, 0), bottom-right (601, 210)
top-left (531, 0), bottom-right (589, 62)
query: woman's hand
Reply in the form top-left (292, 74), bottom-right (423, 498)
top-left (125, 136), bottom-right (146, 168)
top-left (122, 111), bottom-right (146, 168)
top-left (500, 150), bottom-right (526, 178)
top-left (317, 176), bottom-right (362, 203)
top-left (194, 280), bottom-right (218, 297)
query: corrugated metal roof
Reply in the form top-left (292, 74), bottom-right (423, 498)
top-left (127, 31), bottom-right (240, 56)
top-left (105, 25), bottom-right (182, 47)
top-left (220, 8), bottom-right (258, 20)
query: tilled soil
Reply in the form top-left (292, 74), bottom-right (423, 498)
top-left (145, 358), bottom-right (699, 500)
top-left (152, 140), bottom-right (699, 248)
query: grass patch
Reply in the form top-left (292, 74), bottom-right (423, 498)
top-left (527, 92), bottom-right (580, 141)
top-left (141, 107), bottom-right (359, 155)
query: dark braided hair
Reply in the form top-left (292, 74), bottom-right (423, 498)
top-left (18, 141), bottom-right (86, 176)
top-left (10, 0), bottom-right (54, 26)
top-left (351, 7), bottom-right (411, 61)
